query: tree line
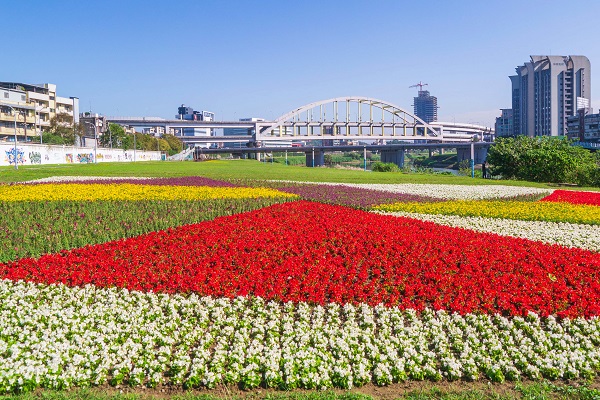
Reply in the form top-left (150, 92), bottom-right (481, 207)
top-left (487, 136), bottom-right (599, 186)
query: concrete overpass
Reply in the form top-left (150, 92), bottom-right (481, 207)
top-left (194, 142), bottom-right (491, 168)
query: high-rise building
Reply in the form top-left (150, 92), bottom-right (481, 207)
top-left (567, 112), bottom-right (600, 141)
top-left (510, 55), bottom-right (591, 137)
top-left (413, 90), bottom-right (438, 123)
top-left (495, 109), bottom-right (514, 138)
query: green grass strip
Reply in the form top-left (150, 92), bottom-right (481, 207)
top-left (0, 160), bottom-right (556, 188)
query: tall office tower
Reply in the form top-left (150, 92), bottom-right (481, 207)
top-left (413, 90), bottom-right (438, 123)
top-left (510, 55), bottom-right (591, 137)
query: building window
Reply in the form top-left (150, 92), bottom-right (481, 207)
top-left (3, 92), bottom-right (8, 98)
top-left (21, 95), bottom-right (26, 101)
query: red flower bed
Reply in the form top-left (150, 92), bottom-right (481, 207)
top-left (541, 189), bottom-right (600, 206)
top-left (2, 201), bottom-right (600, 318)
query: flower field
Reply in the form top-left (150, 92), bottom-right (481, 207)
top-left (2, 177), bottom-right (600, 393)
top-left (374, 200), bottom-right (600, 225)
top-left (541, 189), bottom-right (600, 206)
top-left (276, 182), bottom-right (552, 200)
top-left (0, 183), bottom-right (293, 202)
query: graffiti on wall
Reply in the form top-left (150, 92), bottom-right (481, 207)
top-left (5, 148), bottom-right (25, 166)
top-left (0, 144), bottom-right (159, 166)
top-left (76, 153), bottom-right (94, 163)
top-left (29, 152), bottom-right (42, 164)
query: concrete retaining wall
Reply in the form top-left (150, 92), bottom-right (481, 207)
top-left (0, 143), bottom-right (161, 167)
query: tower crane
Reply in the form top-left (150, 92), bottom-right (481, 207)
top-left (409, 81), bottom-right (428, 93)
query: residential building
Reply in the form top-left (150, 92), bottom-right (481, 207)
top-left (413, 90), bottom-right (438, 123)
top-left (510, 55), bottom-right (591, 137)
top-left (79, 112), bottom-right (107, 141)
top-left (495, 109), bottom-right (514, 138)
top-left (567, 111), bottom-right (600, 141)
top-left (0, 82), bottom-right (79, 142)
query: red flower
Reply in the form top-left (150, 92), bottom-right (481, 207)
top-left (2, 201), bottom-right (600, 318)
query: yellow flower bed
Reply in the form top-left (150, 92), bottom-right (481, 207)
top-left (0, 184), bottom-right (298, 202)
top-left (374, 200), bottom-right (600, 225)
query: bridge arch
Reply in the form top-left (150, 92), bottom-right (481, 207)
top-left (256, 96), bottom-right (442, 140)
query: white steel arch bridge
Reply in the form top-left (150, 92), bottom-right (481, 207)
top-left (255, 96), bottom-right (488, 143)
top-left (107, 96), bottom-right (493, 146)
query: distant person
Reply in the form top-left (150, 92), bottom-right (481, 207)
top-left (482, 162), bottom-right (487, 179)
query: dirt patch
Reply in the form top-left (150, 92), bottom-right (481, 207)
top-left (50, 378), bottom-right (600, 400)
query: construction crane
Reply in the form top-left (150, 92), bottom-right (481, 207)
top-left (409, 81), bottom-right (428, 93)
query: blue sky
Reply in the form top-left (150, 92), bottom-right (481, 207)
top-left (4, 0), bottom-right (600, 126)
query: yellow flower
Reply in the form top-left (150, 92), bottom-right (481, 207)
top-left (374, 200), bottom-right (600, 225)
top-left (0, 184), bottom-right (297, 202)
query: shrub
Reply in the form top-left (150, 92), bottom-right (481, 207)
top-left (371, 162), bottom-right (399, 172)
top-left (487, 136), bottom-right (600, 186)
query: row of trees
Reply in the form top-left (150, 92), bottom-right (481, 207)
top-left (487, 136), bottom-right (600, 186)
top-left (98, 124), bottom-right (183, 155)
top-left (31, 116), bottom-right (183, 156)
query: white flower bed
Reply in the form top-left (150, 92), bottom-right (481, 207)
top-left (272, 181), bottom-right (553, 200)
top-left (380, 212), bottom-right (600, 252)
top-left (1, 280), bottom-right (599, 393)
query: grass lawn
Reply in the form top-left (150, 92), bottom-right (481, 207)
top-left (0, 160), bottom-right (557, 188)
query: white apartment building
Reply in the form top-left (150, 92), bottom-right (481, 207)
top-left (0, 82), bottom-right (79, 142)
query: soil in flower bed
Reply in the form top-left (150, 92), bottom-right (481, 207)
top-left (12, 380), bottom-right (600, 400)
top-left (3, 201), bottom-right (600, 318)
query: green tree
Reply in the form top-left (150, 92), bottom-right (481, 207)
top-left (487, 136), bottom-right (600, 185)
top-left (101, 123), bottom-right (129, 149)
top-left (35, 113), bottom-right (85, 145)
top-left (162, 134), bottom-right (183, 155)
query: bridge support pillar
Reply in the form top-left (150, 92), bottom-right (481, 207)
top-left (305, 149), bottom-right (325, 167)
top-left (381, 149), bottom-right (405, 168)
top-left (456, 146), bottom-right (488, 164)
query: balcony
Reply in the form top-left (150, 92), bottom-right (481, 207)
top-left (0, 125), bottom-right (39, 138)
top-left (0, 112), bottom-right (36, 124)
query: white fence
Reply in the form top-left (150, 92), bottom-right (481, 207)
top-left (0, 143), bottom-right (162, 167)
